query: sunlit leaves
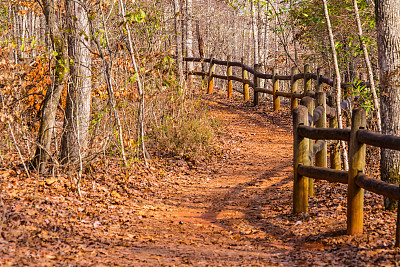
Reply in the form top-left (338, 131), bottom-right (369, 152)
top-left (126, 9), bottom-right (146, 23)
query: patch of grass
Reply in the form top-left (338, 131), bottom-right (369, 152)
top-left (151, 96), bottom-right (218, 160)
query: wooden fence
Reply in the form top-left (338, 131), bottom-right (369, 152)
top-left (183, 56), bottom-right (400, 247)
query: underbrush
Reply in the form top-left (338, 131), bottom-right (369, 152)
top-left (150, 94), bottom-right (218, 160)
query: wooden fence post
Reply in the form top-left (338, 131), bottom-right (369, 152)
top-left (293, 105), bottom-right (309, 213)
top-left (291, 67), bottom-right (299, 110)
top-left (207, 57), bottom-right (215, 94)
top-left (242, 57), bottom-right (249, 101)
top-left (347, 108), bottom-right (366, 235)
top-left (300, 96), bottom-right (314, 197)
top-left (328, 95), bottom-right (341, 169)
top-left (316, 68), bottom-right (323, 92)
top-left (304, 64), bottom-right (311, 95)
top-left (253, 64), bottom-right (260, 106)
top-left (315, 92), bottom-right (327, 168)
top-left (273, 68), bottom-right (280, 111)
top-left (227, 56), bottom-right (233, 98)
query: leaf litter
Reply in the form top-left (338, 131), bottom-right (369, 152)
top-left (0, 90), bottom-right (399, 266)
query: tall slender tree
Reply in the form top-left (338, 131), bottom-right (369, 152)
top-left (353, 0), bottom-right (381, 132)
top-left (174, 0), bottom-right (184, 86)
top-left (251, 0), bottom-right (259, 64)
top-left (322, 0), bottom-right (349, 170)
top-left (185, 0), bottom-right (194, 73)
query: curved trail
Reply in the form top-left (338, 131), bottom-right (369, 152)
top-left (126, 94), bottom-right (396, 266)
top-left (119, 94), bottom-right (384, 266)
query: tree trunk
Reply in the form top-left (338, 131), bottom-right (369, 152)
top-left (274, 2), bottom-right (277, 68)
top-left (173, 0), bottom-right (183, 85)
top-left (375, 0), bottom-right (400, 210)
top-left (353, 0), bottom-right (381, 132)
top-left (61, 0), bottom-right (92, 164)
top-left (32, 0), bottom-right (67, 173)
top-left (118, 0), bottom-right (147, 163)
top-left (251, 0), bottom-right (259, 64)
top-left (322, 0), bottom-right (349, 171)
top-left (264, 2), bottom-right (269, 69)
top-left (257, 0), bottom-right (262, 66)
top-left (185, 0), bottom-right (193, 72)
top-left (196, 20), bottom-right (206, 85)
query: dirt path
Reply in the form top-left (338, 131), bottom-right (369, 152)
top-left (109, 93), bottom-right (298, 266)
top-left (143, 95), bottom-right (295, 264)
top-left (1, 92), bottom-right (399, 266)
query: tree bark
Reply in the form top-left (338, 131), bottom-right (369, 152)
top-left (264, 2), bottom-right (269, 69)
top-left (251, 0), bottom-right (259, 64)
top-left (375, 0), bottom-right (400, 210)
top-left (257, 0), bottom-right (262, 65)
top-left (61, 0), bottom-right (92, 165)
top-left (173, 0), bottom-right (184, 85)
top-left (185, 0), bottom-right (194, 72)
top-left (33, 0), bottom-right (67, 173)
top-left (196, 20), bottom-right (206, 85)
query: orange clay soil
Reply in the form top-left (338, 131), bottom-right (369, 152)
top-left (0, 90), bottom-right (399, 266)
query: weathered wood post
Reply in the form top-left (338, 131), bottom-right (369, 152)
top-left (273, 68), bottom-right (280, 111)
top-left (253, 64), bottom-right (260, 106)
top-left (227, 56), bottom-right (233, 98)
top-left (291, 67), bottom-right (299, 110)
top-left (241, 57), bottom-right (249, 101)
top-left (304, 64), bottom-right (311, 95)
top-left (328, 95), bottom-right (341, 169)
top-left (315, 91), bottom-right (327, 168)
top-left (293, 105), bottom-right (310, 213)
top-left (207, 57), bottom-right (216, 94)
top-left (330, 117), bottom-right (341, 169)
top-left (316, 68), bottom-right (323, 92)
top-left (300, 96), bottom-right (314, 197)
top-left (347, 108), bottom-right (366, 235)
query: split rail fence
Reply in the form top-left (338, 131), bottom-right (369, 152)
top-left (183, 56), bottom-right (400, 246)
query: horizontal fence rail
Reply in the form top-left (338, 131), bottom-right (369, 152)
top-left (298, 126), bottom-right (351, 141)
top-left (183, 56), bottom-right (371, 89)
top-left (182, 56), bottom-right (400, 247)
top-left (298, 165), bottom-right (348, 184)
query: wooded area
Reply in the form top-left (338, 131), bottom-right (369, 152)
top-left (1, 0), bottom-right (400, 264)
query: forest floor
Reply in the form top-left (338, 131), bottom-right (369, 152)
top-left (1, 90), bottom-right (400, 266)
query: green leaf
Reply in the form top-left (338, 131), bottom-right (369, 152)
top-left (129, 73), bottom-right (138, 83)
